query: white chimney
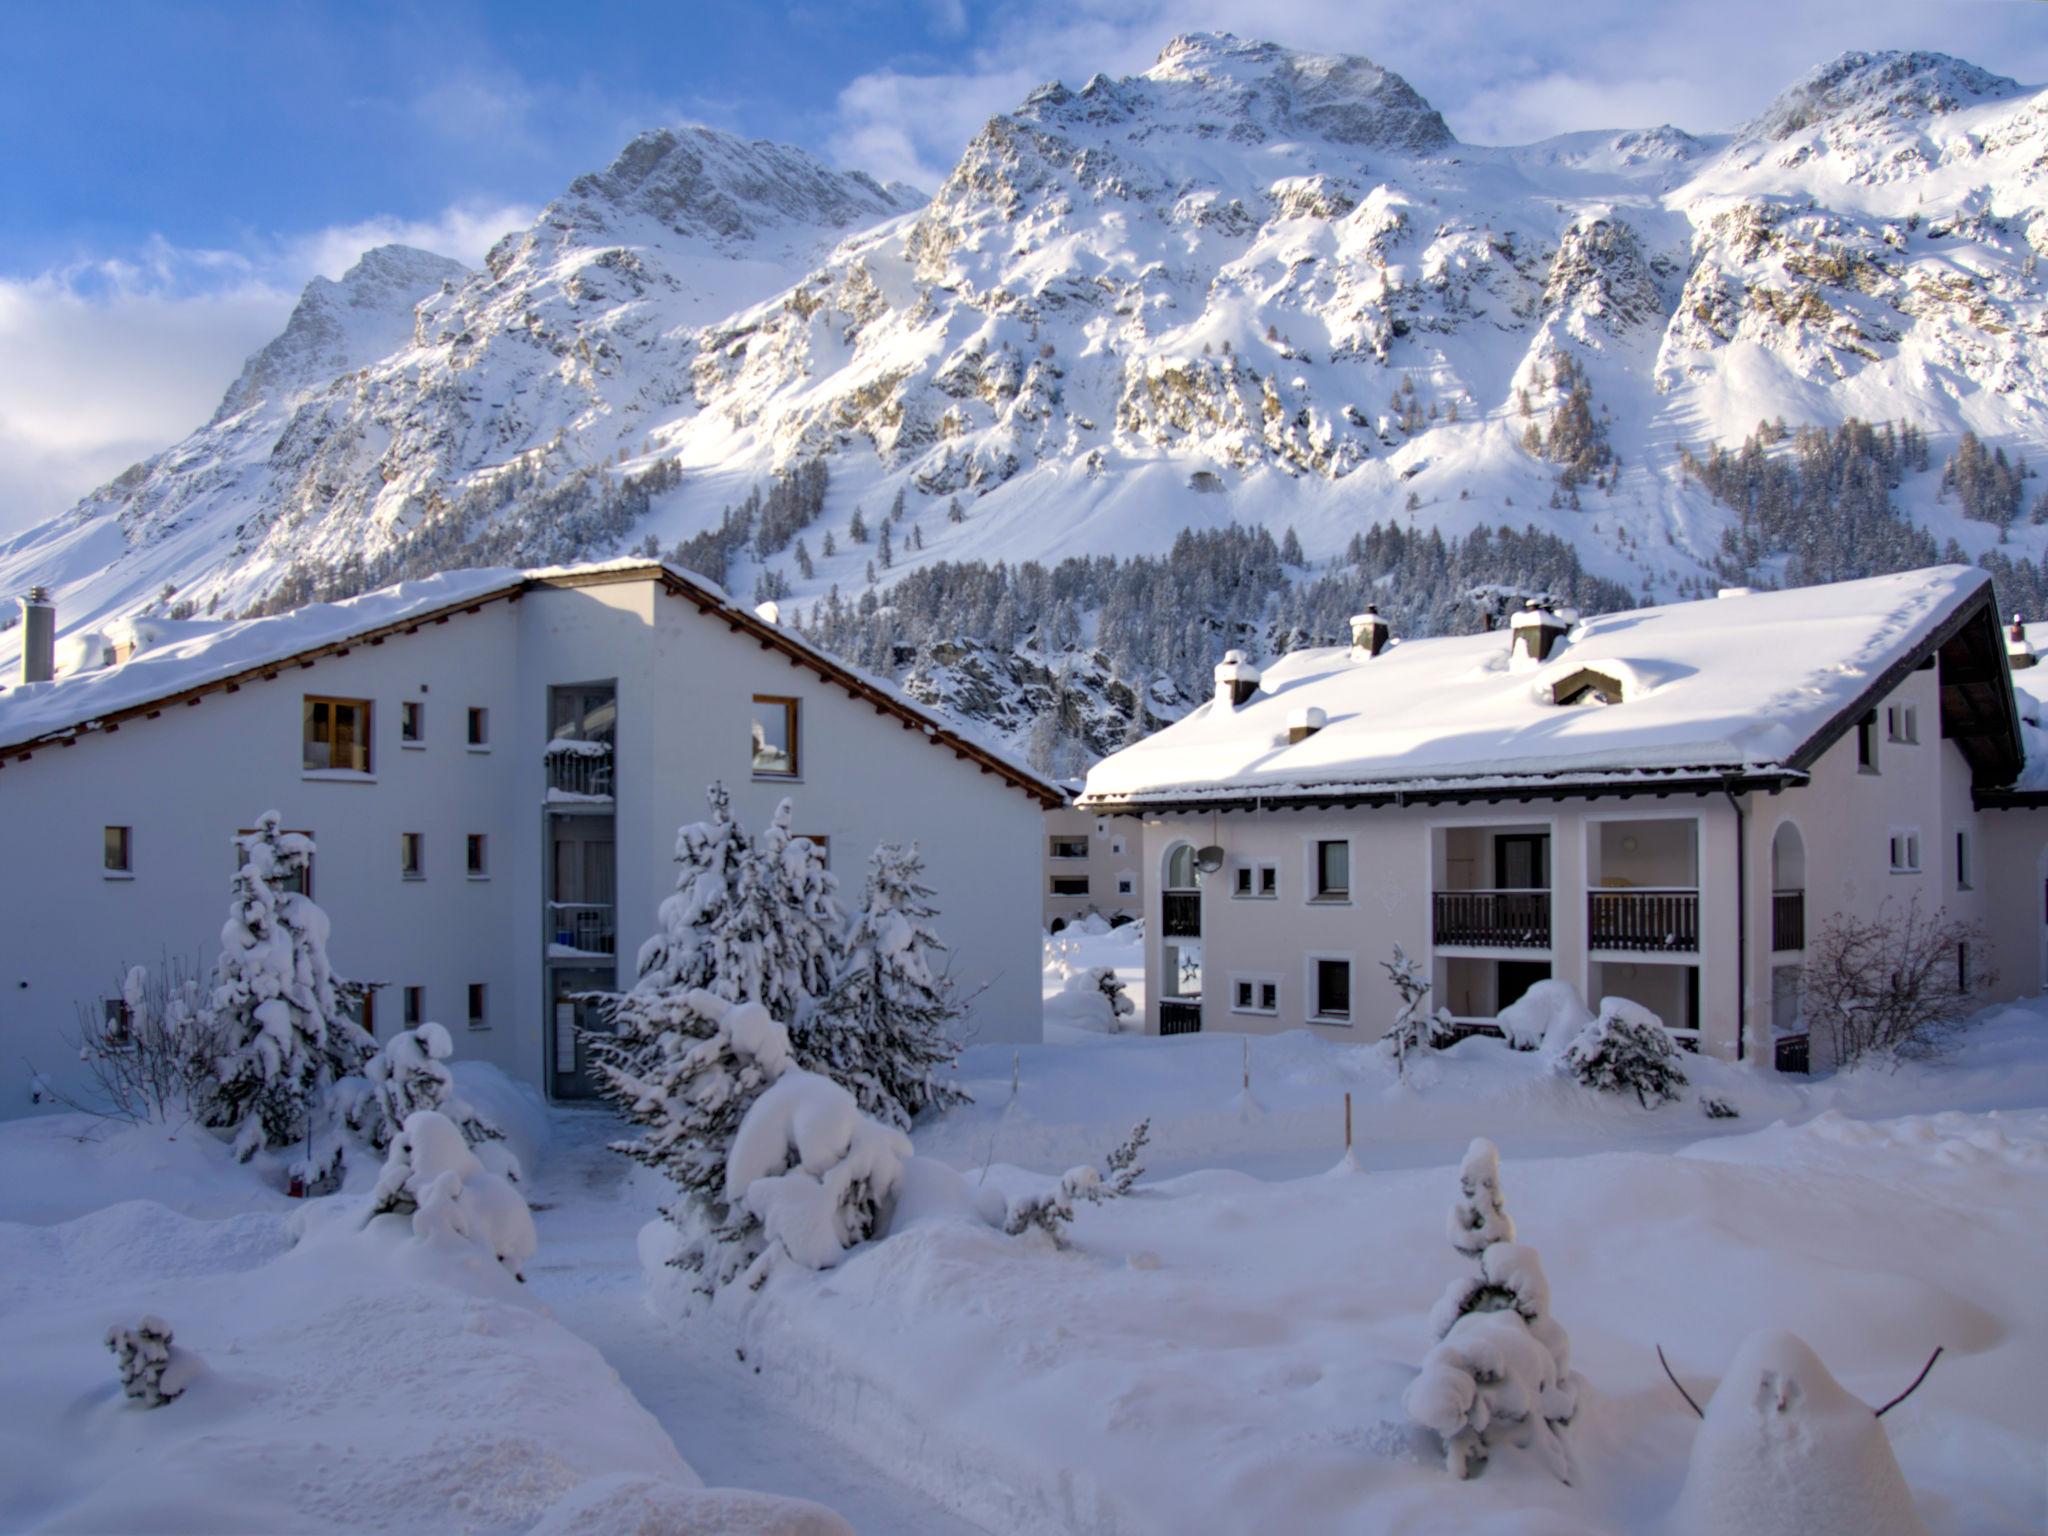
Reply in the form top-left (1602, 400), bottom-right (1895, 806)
top-left (2009, 612), bottom-right (2037, 671)
top-left (18, 587), bottom-right (54, 685)
top-left (1286, 705), bottom-right (1327, 743)
top-left (1349, 605), bottom-right (1390, 658)
top-left (1214, 650), bottom-right (1261, 710)
top-left (1508, 598), bottom-right (1570, 668)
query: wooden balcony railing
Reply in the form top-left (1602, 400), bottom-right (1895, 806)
top-left (1433, 889), bottom-right (1551, 949)
top-left (1159, 999), bottom-right (1202, 1036)
top-left (1772, 889), bottom-right (1805, 952)
top-left (1587, 888), bottom-right (1699, 953)
top-left (548, 902), bottom-right (616, 955)
top-left (1162, 890), bottom-right (1202, 938)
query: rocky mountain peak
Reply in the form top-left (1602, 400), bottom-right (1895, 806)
top-left (1743, 49), bottom-right (2023, 142)
top-left (1139, 31), bottom-right (1453, 152)
top-left (211, 243), bottom-right (468, 423)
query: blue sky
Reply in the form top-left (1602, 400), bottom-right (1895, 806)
top-left (3, 0), bottom-right (2045, 533)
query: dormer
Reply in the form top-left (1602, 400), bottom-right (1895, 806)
top-left (1214, 650), bottom-right (1261, 710)
top-left (1550, 667), bottom-right (1626, 707)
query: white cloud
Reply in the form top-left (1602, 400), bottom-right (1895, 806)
top-left (0, 200), bottom-right (534, 536)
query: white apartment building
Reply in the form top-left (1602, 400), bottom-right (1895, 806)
top-left (1078, 569), bottom-right (2048, 1070)
top-left (1043, 795), bottom-right (1142, 930)
top-left (0, 563), bottom-right (1056, 1115)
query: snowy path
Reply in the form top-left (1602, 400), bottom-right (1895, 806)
top-left (523, 1109), bottom-right (987, 1536)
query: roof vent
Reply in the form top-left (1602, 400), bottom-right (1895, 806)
top-left (1509, 599), bottom-right (1570, 667)
top-left (17, 586), bottom-right (54, 686)
top-left (1286, 706), bottom-right (1327, 743)
top-left (2010, 612), bottom-right (2037, 671)
top-left (1214, 650), bottom-right (1261, 710)
top-left (1349, 605), bottom-right (1390, 658)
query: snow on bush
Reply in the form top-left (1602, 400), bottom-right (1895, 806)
top-left (804, 842), bottom-right (971, 1129)
top-left (58, 955), bottom-right (220, 1123)
top-left (106, 1315), bottom-right (200, 1407)
top-left (1003, 1118), bottom-right (1151, 1247)
top-left (724, 1069), bottom-right (912, 1277)
top-left (1405, 1138), bottom-right (1579, 1481)
top-left (1065, 965), bottom-right (1135, 1030)
top-left (1561, 998), bottom-right (1689, 1107)
top-left (368, 1109), bottom-right (536, 1281)
top-left (1379, 944), bottom-right (1455, 1079)
top-left (1670, 1330), bottom-right (1929, 1536)
top-left (343, 1021), bottom-right (505, 1159)
top-left (194, 814), bottom-right (374, 1160)
top-left (1496, 978), bottom-right (1593, 1055)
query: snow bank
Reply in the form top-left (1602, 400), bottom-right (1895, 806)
top-left (1497, 979), bottom-right (1593, 1054)
top-left (370, 1109), bottom-right (537, 1281)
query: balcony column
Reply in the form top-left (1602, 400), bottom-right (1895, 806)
top-left (1552, 811), bottom-right (1587, 1004)
top-left (1697, 796), bottom-right (1743, 1061)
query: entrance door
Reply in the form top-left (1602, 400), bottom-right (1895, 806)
top-left (549, 967), bottom-right (615, 1100)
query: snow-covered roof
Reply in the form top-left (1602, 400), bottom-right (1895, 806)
top-left (1081, 566), bottom-right (2015, 807)
top-left (0, 561), bottom-right (1060, 806)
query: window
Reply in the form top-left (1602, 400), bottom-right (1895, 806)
top-left (1231, 975), bottom-right (1280, 1016)
top-left (751, 695), bottom-right (799, 777)
top-left (467, 707), bottom-right (489, 748)
top-left (1116, 875), bottom-right (1135, 896)
top-left (1050, 875), bottom-right (1090, 897)
top-left (1313, 840), bottom-right (1350, 901)
top-left (102, 996), bottom-right (134, 1046)
top-left (103, 825), bottom-right (132, 875)
top-left (350, 987), bottom-right (377, 1039)
top-left (1234, 862), bottom-right (1278, 899)
top-left (1050, 835), bottom-right (1090, 860)
top-left (403, 986), bottom-right (424, 1026)
top-left (303, 696), bottom-right (372, 773)
top-left (1856, 710), bottom-right (1878, 772)
top-left (466, 834), bottom-right (488, 878)
top-left (237, 829), bottom-right (313, 896)
top-left (1311, 957), bottom-right (1352, 1021)
top-left (1888, 829), bottom-right (1921, 874)
top-left (794, 833), bottom-right (830, 868)
top-left (1886, 704), bottom-right (1918, 744)
top-left (467, 983), bottom-right (488, 1029)
top-left (1110, 835), bottom-right (1127, 857)
top-left (1260, 865), bottom-right (1278, 897)
top-left (1956, 830), bottom-right (1973, 891)
top-left (400, 700), bottom-right (424, 745)
top-left (401, 832), bottom-right (424, 879)
top-left (1095, 818), bottom-right (1108, 837)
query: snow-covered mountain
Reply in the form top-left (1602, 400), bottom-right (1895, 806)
top-left (5, 37), bottom-right (2045, 757)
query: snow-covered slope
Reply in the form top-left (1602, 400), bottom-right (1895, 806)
top-left (5, 38), bottom-right (2045, 736)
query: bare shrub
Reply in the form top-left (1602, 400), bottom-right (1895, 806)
top-left (55, 954), bottom-right (221, 1124)
top-left (1803, 898), bottom-right (1994, 1067)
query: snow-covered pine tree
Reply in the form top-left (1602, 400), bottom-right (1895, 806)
top-left (803, 842), bottom-right (970, 1130)
top-left (1380, 943), bottom-right (1455, 1081)
top-left (346, 1021), bottom-right (504, 1153)
top-left (1405, 1138), bottom-right (1579, 1481)
top-left (1561, 998), bottom-right (1688, 1107)
top-left (368, 1109), bottom-right (536, 1281)
top-left (195, 813), bottom-right (373, 1160)
top-left (106, 1316), bottom-right (199, 1407)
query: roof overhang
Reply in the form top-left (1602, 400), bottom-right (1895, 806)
top-left (1080, 767), bottom-right (1802, 816)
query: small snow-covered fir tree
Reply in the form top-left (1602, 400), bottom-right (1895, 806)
top-left (368, 1109), bottom-right (536, 1281)
top-left (803, 842), bottom-right (970, 1130)
top-left (344, 1021), bottom-right (504, 1154)
top-left (1405, 1138), bottom-right (1579, 1481)
top-left (106, 1316), bottom-right (200, 1407)
top-left (1562, 998), bottom-right (1689, 1107)
top-left (196, 814), bottom-right (373, 1160)
top-left (1380, 944), bottom-right (1455, 1081)
top-left (1094, 966), bottom-right (1135, 1030)
top-left (1004, 1119), bottom-right (1150, 1247)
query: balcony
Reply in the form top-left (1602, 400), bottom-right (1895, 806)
top-left (1159, 999), bottom-right (1202, 1036)
top-left (545, 738), bottom-right (613, 801)
top-left (1772, 889), bottom-right (1805, 953)
top-left (1433, 890), bottom-right (1551, 949)
top-left (548, 902), bottom-right (616, 956)
top-left (1162, 890), bottom-right (1202, 938)
top-left (1588, 888), bottom-right (1699, 953)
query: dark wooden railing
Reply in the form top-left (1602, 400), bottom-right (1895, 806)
top-left (1774, 1033), bottom-right (1810, 1074)
top-left (1433, 890), bottom-right (1551, 949)
top-left (1587, 888), bottom-right (1699, 953)
top-left (1162, 890), bottom-right (1202, 938)
top-left (1772, 889), bottom-right (1805, 952)
top-left (1159, 999), bottom-right (1202, 1036)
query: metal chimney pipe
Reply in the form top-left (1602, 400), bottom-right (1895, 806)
top-left (18, 587), bottom-right (54, 685)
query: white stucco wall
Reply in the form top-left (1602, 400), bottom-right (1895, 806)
top-left (1042, 805), bottom-right (1142, 928)
top-left (0, 576), bottom-right (1046, 1118)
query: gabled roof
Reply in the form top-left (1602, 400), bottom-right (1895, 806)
top-left (1080, 566), bottom-right (2023, 811)
top-left (0, 561), bottom-right (1060, 808)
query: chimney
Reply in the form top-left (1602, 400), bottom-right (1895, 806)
top-left (1349, 605), bottom-right (1390, 658)
top-left (1213, 649), bottom-right (1261, 710)
top-left (18, 586), bottom-right (54, 685)
top-left (1286, 705), bottom-right (1327, 744)
top-left (2010, 612), bottom-right (2037, 671)
top-left (1509, 598), bottom-right (1570, 666)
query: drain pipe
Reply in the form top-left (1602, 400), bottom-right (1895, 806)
top-left (1722, 779), bottom-right (1747, 1063)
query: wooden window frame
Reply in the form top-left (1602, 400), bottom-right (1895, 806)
top-left (466, 833), bottom-right (489, 879)
top-left (1049, 835), bottom-right (1090, 860)
top-left (237, 828), bottom-right (314, 897)
top-left (466, 707), bottom-right (490, 749)
top-left (103, 825), bottom-right (132, 875)
top-left (400, 700), bottom-right (425, 745)
top-left (403, 986), bottom-right (424, 1026)
top-left (401, 832), bottom-right (425, 879)
top-left (1308, 953), bottom-right (1353, 1023)
top-left (751, 694), bottom-right (801, 779)
top-left (303, 695), bottom-right (373, 774)
top-left (1312, 840), bottom-right (1351, 903)
top-left (1050, 874), bottom-right (1091, 897)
